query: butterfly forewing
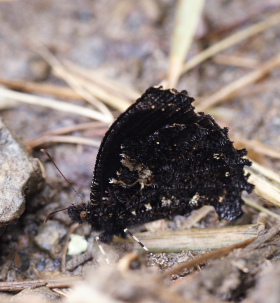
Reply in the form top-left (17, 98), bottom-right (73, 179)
top-left (90, 88), bottom-right (195, 206)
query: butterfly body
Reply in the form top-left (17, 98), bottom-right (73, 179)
top-left (68, 87), bottom-right (253, 243)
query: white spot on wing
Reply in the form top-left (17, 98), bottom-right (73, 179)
top-left (213, 153), bottom-right (220, 159)
top-left (144, 203), bottom-right (152, 210)
top-left (189, 193), bottom-right (200, 206)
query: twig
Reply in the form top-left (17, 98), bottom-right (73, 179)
top-left (66, 251), bottom-right (93, 272)
top-left (0, 277), bottom-right (81, 292)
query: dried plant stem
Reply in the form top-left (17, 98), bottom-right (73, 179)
top-left (0, 277), bottom-right (81, 291)
top-left (34, 121), bottom-right (106, 137)
top-left (0, 76), bottom-right (82, 100)
top-left (182, 11), bottom-right (280, 75)
top-left (62, 72), bottom-right (132, 112)
top-left (197, 53), bottom-right (280, 111)
top-left (52, 288), bottom-right (70, 298)
top-left (65, 61), bottom-right (140, 101)
top-left (179, 205), bottom-right (215, 230)
top-left (38, 47), bottom-right (131, 112)
top-left (213, 54), bottom-right (258, 69)
top-left (246, 169), bottom-right (280, 207)
top-left (244, 197), bottom-right (280, 220)
top-left (0, 87), bottom-right (112, 123)
top-left (27, 135), bottom-right (101, 149)
top-left (26, 122), bottom-right (107, 150)
top-left (234, 137), bottom-right (280, 160)
top-left (132, 224), bottom-right (258, 253)
top-left (235, 77), bottom-right (280, 98)
top-left (38, 46), bottom-right (114, 119)
top-left (168, 0), bottom-right (205, 88)
top-left (161, 237), bottom-right (256, 278)
top-left (250, 159), bottom-right (280, 186)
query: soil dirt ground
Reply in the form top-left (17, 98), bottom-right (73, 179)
top-left (0, 1), bottom-right (280, 302)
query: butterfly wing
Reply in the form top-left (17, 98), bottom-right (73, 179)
top-left (88, 87), bottom-right (253, 238)
top-left (90, 87), bottom-right (196, 207)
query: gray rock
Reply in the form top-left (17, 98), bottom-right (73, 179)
top-left (34, 220), bottom-right (67, 251)
top-left (11, 286), bottom-right (60, 303)
top-left (0, 118), bottom-right (44, 227)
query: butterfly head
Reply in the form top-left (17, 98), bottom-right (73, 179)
top-left (67, 203), bottom-right (89, 224)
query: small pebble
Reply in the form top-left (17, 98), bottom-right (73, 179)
top-left (34, 221), bottom-right (67, 251)
top-left (68, 234), bottom-right (88, 256)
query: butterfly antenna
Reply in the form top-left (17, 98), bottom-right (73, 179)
top-left (44, 207), bottom-right (73, 223)
top-left (41, 149), bottom-right (85, 205)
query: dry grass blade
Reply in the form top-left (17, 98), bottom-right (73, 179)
top-left (59, 71), bottom-right (133, 112)
top-left (213, 54), bottom-right (258, 69)
top-left (161, 237), bottom-right (256, 278)
top-left (0, 76), bottom-right (83, 100)
top-left (168, 0), bottom-right (205, 88)
top-left (32, 121), bottom-right (106, 137)
top-left (52, 288), bottom-right (71, 298)
top-left (26, 122), bottom-right (106, 150)
top-left (196, 53), bottom-right (280, 111)
top-left (27, 135), bottom-right (101, 150)
top-left (65, 61), bottom-right (140, 101)
top-left (244, 197), bottom-right (280, 220)
top-left (131, 224), bottom-right (258, 253)
top-left (246, 168), bottom-right (280, 207)
top-left (0, 87), bottom-right (113, 123)
top-left (181, 11), bottom-right (280, 74)
top-left (178, 205), bottom-right (215, 230)
top-left (38, 46), bottom-right (114, 120)
top-left (235, 77), bottom-right (280, 98)
top-left (249, 158), bottom-right (280, 186)
top-left (0, 98), bottom-right (18, 110)
top-left (234, 137), bottom-right (280, 160)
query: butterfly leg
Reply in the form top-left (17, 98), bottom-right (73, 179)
top-left (124, 228), bottom-right (153, 255)
top-left (95, 236), bottom-right (110, 264)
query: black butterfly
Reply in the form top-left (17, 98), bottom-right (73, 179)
top-left (68, 87), bottom-right (253, 243)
